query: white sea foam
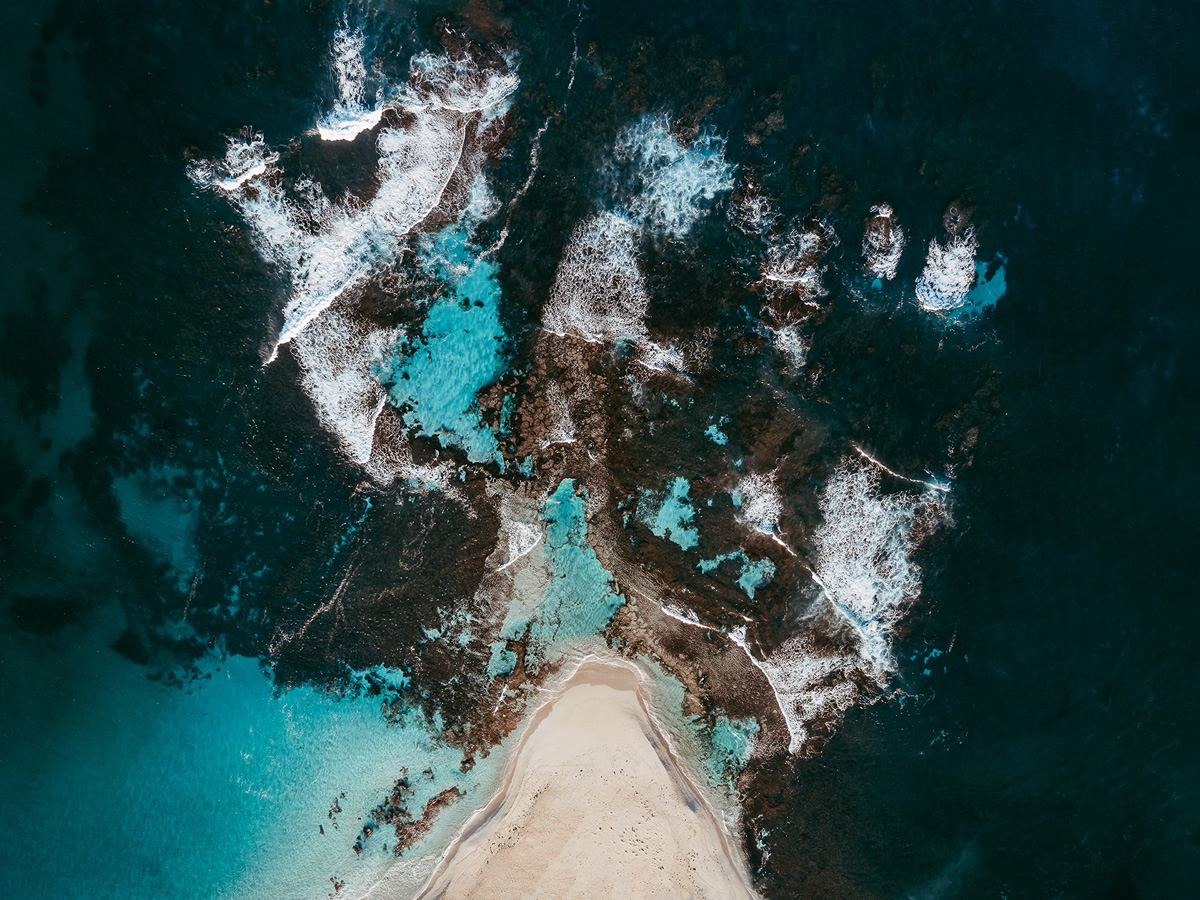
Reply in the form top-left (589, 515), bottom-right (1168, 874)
top-left (767, 324), bottom-right (810, 372)
top-left (316, 27), bottom-right (384, 142)
top-left (862, 203), bottom-right (906, 281)
top-left (611, 113), bottom-right (735, 238)
top-left (406, 51), bottom-right (520, 118)
top-left (754, 222), bottom-right (834, 370)
top-left (362, 412), bottom-right (457, 490)
top-left (734, 629), bottom-right (861, 755)
top-left (291, 304), bottom-right (397, 464)
top-left (760, 225), bottom-right (828, 301)
top-left (915, 225), bottom-right (978, 311)
top-left (192, 40), bottom-right (519, 473)
top-left (727, 175), bottom-right (777, 237)
top-left (497, 520), bottom-right (543, 571)
top-left (193, 47), bottom-right (518, 361)
top-left (734, 471), bottom-right (783, 533)
top-left (660, 600), bottom-right (704, 629)
top-left (735, 459), bottom-right (946, 754)
top-left (190, 132), bottom-right (277, 191)
top-left (812, 461), bottom-right (938, 664)
top-left (542, 211), bottom-right (650, 344)
top-left (542, 380), bottom-right (577, 447)
top-left (195, 110), bottom-right (458, 359)
top-left (542, 115), bottom-right (733, 357)
top-left (635, 340), bottom-right (689, 374)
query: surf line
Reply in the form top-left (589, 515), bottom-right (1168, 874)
top-left (851, 442), bottom-right (950, 493)
top-left (497, 532), bottom-right (543, 572)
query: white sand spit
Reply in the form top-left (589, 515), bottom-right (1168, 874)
top-left (414, 659), bottom-right (758, 900)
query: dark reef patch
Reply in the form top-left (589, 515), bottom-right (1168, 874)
top-left (8, 593), bottom-right (89, 636)
top-left (0, 301), bottom-right (72, 419)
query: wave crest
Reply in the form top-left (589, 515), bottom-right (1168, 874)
top-left (862, 203), bottom-right (906, 281)
top-left (192, 45), bottom-right (518, 360)
top-left (742, 458), bottom-right (947, 754)
top-left (915, 225), bottom-right (978, 311)
top-left (611, 114), bottom-right (735, 238)
top-left (192, 34), bottom-right (520, 472)
top-left (317, 27), bottom-right (384, 142)
top-left (542, 211), bottom-right (648, 344)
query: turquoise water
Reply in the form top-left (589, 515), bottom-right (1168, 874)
top-left (638, 478), bottom-right (776, 598)
top-left (384, 225), bottom-right (506, 465)
top-left (486, 640), bottom-right (518, 677)
top-left (697, 553), bottom-right (734, 574)
top-left (625, 653), bottom-right (759, 794)
top-left (638, 476), bottom-right (699, 550)
top-left (943, 256), bottom-right (1008, 325)
top-left (705, 422), bottom-right (729, 445)
top-left (736, 557), bottom-right (775, 600)
top-left (498, 480), bottom-right (625, 658)
top-left (0, 612), bottom-right (483, 900)
top-left (697, 550), bottom-right (775, 599)
top-left (705, 715), bottom-right (760, 789)
top-left (7, 0), bottom-right (1199, 896)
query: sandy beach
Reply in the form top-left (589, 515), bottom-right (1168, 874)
top-left (414, 658), bottom-right (758, 899)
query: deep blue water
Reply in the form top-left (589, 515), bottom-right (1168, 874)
top-left (1, 0), bottom-right (1197, 897)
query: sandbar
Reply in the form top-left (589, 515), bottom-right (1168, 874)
top-left (414, 658), bottom-right (758, 899)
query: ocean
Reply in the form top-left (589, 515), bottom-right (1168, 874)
top-left (1, 0), bottom-right (1196, 897)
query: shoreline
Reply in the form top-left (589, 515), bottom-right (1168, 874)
top-left (406, 655), bottom-right (758, 900)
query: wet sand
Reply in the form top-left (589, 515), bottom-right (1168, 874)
top-left (414, 658), bottom-right (758, 899)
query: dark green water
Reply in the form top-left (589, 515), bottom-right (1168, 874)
top-left (1, 0), bottom-right (1196, 897)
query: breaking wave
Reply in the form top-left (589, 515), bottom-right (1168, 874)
top-left (292, 303), bottom-right (396, 464)
top-left (317, 27), bottom-right (384, 142)
top-left (542, 211), bottom-right (649, 344)
top-left (813, 461), bottom-right (932, 641)
top-left (406, 50), bottom-right (520, 114)
top-left (610, 113), bottom-right (735, 238)
top-left (862, 203), bottom-right (906, 281)
top-left (915, 226), bottom-right (978, 311)
top-left (191, 33), bottom-right (519, 472)
top-left (755, 220), bottom-right (836, 371)
top-left (727, 173), bottom-right (778, 237)
top-left (736, 629), bottom-right (863, 755)
top-left (187, 12), bottom-right (984, 804)
top-left (744, 458), bottom-right (947, 754)
top-left (543, 114), bottom-right (733, 357)
top-left (733, 471), bottom-right (783, 534)
top-left (760, 225), bottom-right (830, 303)
top-left (191, 44), bottom-right (518, 361)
